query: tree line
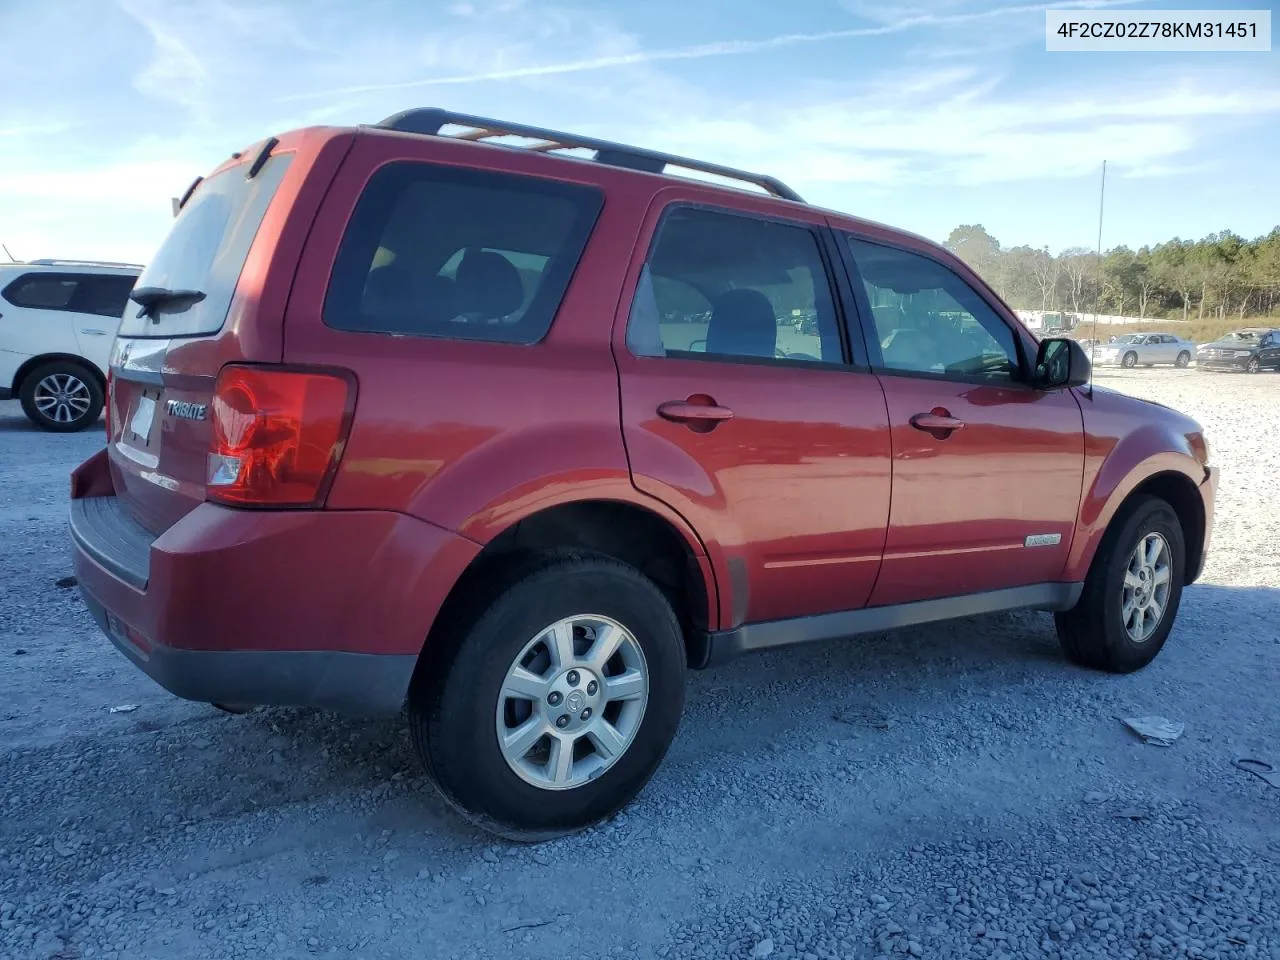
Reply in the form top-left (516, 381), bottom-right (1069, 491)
top-left (944, 225), bottom-right (1280, 325)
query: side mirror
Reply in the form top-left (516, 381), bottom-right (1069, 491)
top-left (1034, 338), bottom-right (1090, 390)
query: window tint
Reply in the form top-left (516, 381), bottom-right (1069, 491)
top-left (119, 154), bottom-right (293, 338)
top-left (2, 274), bottom-right (79, 310)
top-left (324, 163), bottom-right (603, 344)
top-left (627, 207), bottom-right (843, 365)
top-left (845, 237), bottom-right (1020, 382)
top-left (72, 275), bottom-right (137, 318)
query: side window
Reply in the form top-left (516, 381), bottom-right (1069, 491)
top-left (2, 273), bottom-right (80, 311)
top-left (845, 236), bottom-right (1020, 382)
top-left (627, 207), bottom-right (844, 365)
top-left (71, 275), bottom-right (138, 319)
top-left (324, 162), bottom-right (603, 344)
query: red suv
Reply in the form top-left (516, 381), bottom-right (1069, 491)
top-left (70, 109), bottom-right (1216, 838)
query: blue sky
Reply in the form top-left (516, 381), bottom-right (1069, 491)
top-left (1, 0), bottom-right (1277, 265)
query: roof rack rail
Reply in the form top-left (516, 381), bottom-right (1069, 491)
top-left (28, 258), bottom-right (144, 270)
top-left (374, 108), bottom-right (804, 203)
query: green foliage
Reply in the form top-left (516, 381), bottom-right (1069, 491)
top-left (943, 225), bottom-right (1280, 324)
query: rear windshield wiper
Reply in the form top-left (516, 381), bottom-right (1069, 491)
top-left (129, 286), bottom-right (207, 321)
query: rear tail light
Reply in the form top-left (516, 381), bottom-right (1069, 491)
top-left (207, 365), bottom-right (354, 507)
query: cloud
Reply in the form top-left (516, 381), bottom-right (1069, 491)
top-left (276, 0), bottom-right (1147, 103)
top-left (623, 66), bottom-right (1280, 196)
top-left (2, 0), bottom-right (1275, 262)
top-left (117, 0), bottom-right (210, 114)
top-left (0, 123), bottom-right (73, 139)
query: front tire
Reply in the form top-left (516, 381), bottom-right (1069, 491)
top-left (409, 553), bottom-right (686, 839)
top-left (1055, 496), bottom-right (1184, 673)
top-left (19, 361), bottom-right (103, 432)
top-left (1247, 357), bottom-right (1260, 374)
top-left (1175, 352), bottom-right (1190, 368)
top-left (1122, 352), bottom-right (1138, 368)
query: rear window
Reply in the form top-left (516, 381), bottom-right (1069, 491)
top-left (323, 162), bottom-right (603, 344)
top-left (119, 153), bottom-right (293, 338)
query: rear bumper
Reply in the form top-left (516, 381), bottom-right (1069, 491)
top-left (81, 592), bottom-right (415, 713)
top-left (0, 387), bottom-right (12, 400)
top-left (69, 451), bottom-right (479, 715)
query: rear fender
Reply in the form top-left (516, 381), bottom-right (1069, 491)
top-left (400, 423), bottom-right (721, 630)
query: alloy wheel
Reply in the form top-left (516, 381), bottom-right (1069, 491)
top-left (33, 373), bottom-right (93, 425)
top-left (1121, 532), bottom-right (1172, 643)
top-left (495, 614), bottom-right (649, 790)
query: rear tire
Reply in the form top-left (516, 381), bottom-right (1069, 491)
top-left (19, 361), bottom-right (103, 432)
top-left (1055, 496), bottom-right (1185, 673)
top-left (409, 553), bottom-right (686, 840)
top-left (1175, 351), bottom-right (1190, 368)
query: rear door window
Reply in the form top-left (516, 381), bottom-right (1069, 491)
top-left (118, 154), bottom-right (293, 338)
top-left (323, 163), bottom-right (603, 344)
top-left (625, 206), bottom-right (846, 365)
top-left (2, 273), bottom-right (80, 310)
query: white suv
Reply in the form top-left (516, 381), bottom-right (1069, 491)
top-left (0, 260), bottom-right (141, 431)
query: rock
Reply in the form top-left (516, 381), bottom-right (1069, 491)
top-left (751, 938), bottom-right (775, 958)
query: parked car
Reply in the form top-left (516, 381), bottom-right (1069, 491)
top-left (1091, 332), bottom-right (1196, 369)
top-left (1196, 328), bottom-right (1280, 373)
top-left (69, 109), bottom-right (1216, 839)
top-left (0, 259), bottom-right (141, 430)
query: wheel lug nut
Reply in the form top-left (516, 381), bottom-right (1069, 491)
top-left (548, 691), bottom-right (562, 706)
top-left (580, 708), bottom-right (592, 721)
top-left (586, 680), bottom-right (598, 696)
top-left (566, 670), bottom-right (580, 685)
top-left (556, 715), bottom-right (570, 728)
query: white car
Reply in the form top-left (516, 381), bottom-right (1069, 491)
top-left (1091, 332), bottom-right (1196, 369)
top-left (0, 260), bottom-right (141, 431)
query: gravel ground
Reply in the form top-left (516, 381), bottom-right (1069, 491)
top-left (2, 367), bottom-right (1278, 960)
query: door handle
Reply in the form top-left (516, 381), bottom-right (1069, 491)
top-left (80, 328), bottom-right (108, 336)
top-left (910, 410), bottom-right (965, 436)
top-left (657, 398), bottom-right (734, 428)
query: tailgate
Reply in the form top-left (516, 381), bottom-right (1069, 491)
top-left (106, 148), bottom-right (296, 535)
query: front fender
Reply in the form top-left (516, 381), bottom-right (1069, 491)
top-left (1065, 419), bottom-right (1207, 582)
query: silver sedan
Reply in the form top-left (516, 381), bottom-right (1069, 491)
top-left (1092, 333), bottom-right (1197, 369)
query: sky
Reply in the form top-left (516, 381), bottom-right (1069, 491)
top-left (1, 0), bottom-right (1277, 266)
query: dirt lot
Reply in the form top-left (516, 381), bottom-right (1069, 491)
top-left (2, 368), bottom-right (1278, 960)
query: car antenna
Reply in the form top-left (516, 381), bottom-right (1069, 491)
top-left (1087, 159), bottom-right (1107, 398)
top-left (1, 243), bottom-right (16, 263)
